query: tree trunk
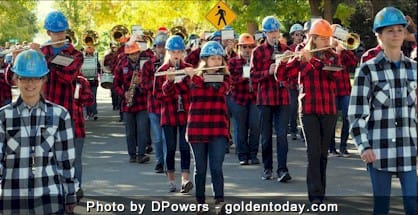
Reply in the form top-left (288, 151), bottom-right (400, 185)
top-left (323, 0), bottom-right (333, 22)
top-left (309, 0), bottom-right (322, 17)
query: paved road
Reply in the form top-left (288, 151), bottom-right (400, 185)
top-left (71, 86), bottom-right (405, 214)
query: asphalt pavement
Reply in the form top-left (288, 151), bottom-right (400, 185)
top-left (71, 86), bottom-right (406, 215)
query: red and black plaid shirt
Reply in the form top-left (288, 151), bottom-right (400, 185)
top-left (287, 51), bottom-right (340, 115)
top-left (228, 56), bottom-right (256, 106)
top-left (335, 50), bottom-right (357, 96)
top-left (360, 45), bottom-right (382, 64)
top-left (173, 74), bottom-right (230, 144)
top-left (184, 48), bottom-right (201, 68)
top-left (157, 61), bottom-right (191, 126)
top-left (41, 44), bottom-right (83, 121)
top-left (225, 49), bottom-right (237, 62)
top-left (142, 56), bottom-right (163, 114)
top-left (251, 41), bottom-right (289, 106)
top-left (113, 57), bottom-right (147, 113)
top-left (0, 63), bottom-right (11, 106)
top-left (103, 52), bottom-right (115, 68)
top-left (73, 75), bottom-right (94, 138)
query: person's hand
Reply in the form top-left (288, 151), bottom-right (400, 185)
top-left (166, 67), bottom-right (175, 81)
top-left (299, 49), bottom-right (311, 62)
top-left (65, 204), bottom-right (76, 214)
top-left (406, 16), bottom-right (417, 33)
top-left (183, 67), bottom-right (195, 77)
top-left (30, 42), bottom-right (41, 53)
top-left (360, 149), bottom-right (376, 163)
top-left (268, 63), bottom-right (277, 75)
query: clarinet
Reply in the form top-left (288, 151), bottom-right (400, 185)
top-left (246, 56), bottom-right (253, 93)
top-left (175, 59), bottom-right (185, 112)
top-left (126, 62), bottom-right (141, 107)
top-left (271, 39), bottom-right (280, 62)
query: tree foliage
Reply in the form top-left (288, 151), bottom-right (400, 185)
top-left (0, 0), bottom-right (38, 46)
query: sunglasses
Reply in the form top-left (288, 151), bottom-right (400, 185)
top-left (241, 45), bottom-right (255, 49)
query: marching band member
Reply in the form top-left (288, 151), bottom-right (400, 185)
top-left (328, 24), bottom-right (358, 157)
top-left (163, 41), bottom-right (230, 212)
top-left (83, 46), bottom-right (101, 120)
top-left (30, 10), bottom-right (85, 201)
top-left (0, 53), bottom-right (12, 107)
top-left (103, 43), bottom-right (120, 110)
top-left (155, 35), bottom-right (193, 193)
top-left (228, 33), bottom-right (260, 165)
top-left (185, 31), bottom-right (207, 68)
top-left (288, 23), bottom-right (305, 141)
top-left (348, 7), bottom-right (416, 214)
top-left (141, 32), bottom-right (168, 173)
top-left (251, 15), bottom-right (291, 182)
top-left (113, 41), bottom-right (150, 164)
top-left (286, 19), bottom-right (340, 204)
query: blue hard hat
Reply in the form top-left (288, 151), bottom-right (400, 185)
top-left (153, 32), bottom-right (168, 46)
top-left (290, 24), bottom-right (304, 34)
top-left (373, 7), bottom-right (408, 33)
top-left (303, 21), bottom-right (311, 31)
top-left (44, 11), bottom-right (69, 32)
top-left (199, 41), bottom-right (225, 58)
top-left (208, 31), bottom-right (221, 41)
top-left (262, 16), bottom-right (281, 32)
top-left (165, 35), bottom-right (185, 51)
top-left (12, 50), bottom-right (49, 77)
top-left (4, 54), bottom-right (12, 64)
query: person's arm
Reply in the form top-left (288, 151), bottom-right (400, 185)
top-left (348, 65), bottom-right (373, 154)
top-left (54, 109), bottom-right (77, 212)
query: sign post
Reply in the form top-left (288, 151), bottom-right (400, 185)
top-left (206, 1), bottom-right (237, 30)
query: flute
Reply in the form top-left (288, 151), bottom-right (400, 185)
top-left (0, 39), bottom-right (69, 55)
top-left (154, 66), bottom-right (226, 77)
top-left (275, 46), bottom-right (332, 60)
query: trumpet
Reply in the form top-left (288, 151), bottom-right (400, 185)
top-left (0, 39), bottom-right (70, 55)
top-left (275, 46), bottom-right (332, 61)
top-left (332, 25), bottom-right (360, 50)
top-left (154, 66), bottom-right (226, 76)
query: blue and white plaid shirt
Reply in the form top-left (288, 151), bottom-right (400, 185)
top-left (0, 97), bottom-right (77, 214)
top-left (348, 51), bottom-right (417, 172)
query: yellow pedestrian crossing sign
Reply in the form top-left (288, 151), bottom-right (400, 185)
top-left (206, 1), bottom-right (237, 30)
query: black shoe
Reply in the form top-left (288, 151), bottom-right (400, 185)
top-left (146, 145), bottom-right (153, 154)
top-left (180, 181), bottom-right (194, 193)
top-left (340, 149), bottom-right (351, 158)
top-left (136, 155), bottom-right (150, 163)
top-left (129, 155), bottom-right (137, 163)
top-left (154, 163), bottom-right (164, 173)
top-left (239, 160), bottom-right (249, 165)
top-left (250, 158), bottom-right (260, 165)
top-left (76, 188), bottom-right (84, 203)
top-left (261, 169), bottom-right (272, 180)
top-left (328, 150), bottom-right (341, 157)
top-left (277, 170), bottom-right (292, 182)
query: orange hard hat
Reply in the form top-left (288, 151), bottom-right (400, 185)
top-left (238, 33), bottom-right (255, 45)
top-left (309, 19), bottom-right (333, 37)
top-left (124, 42), bottom-right (140, 54)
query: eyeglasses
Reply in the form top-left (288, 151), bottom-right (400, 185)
top-left (241, 45), bottom-right (255, 49)
top-left (18, 77), bottom-right (43, 83)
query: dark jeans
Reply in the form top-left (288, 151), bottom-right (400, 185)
top-left (301, 114), bottom-right (337, 202)
top-left (229, 100), bottom-right (260, 161)
top-left (163, 125), bottom-right (190, 172)
top-left (367, 164), bottom-right (416, 215)
top-left (258, 105), bottom-right (290, 173)
top-left (289, 89), bottom-right (299, 134)
top-left (124, 111), bottom-right (149, 157)
top-left (190, 137), bottom-right (227, 203)
top-left (111, 88), bottom-right (121, 109)
top-left (329, 95), bottom-right (350, 151)
top-left (149, 113), bottom-right (166, 165)
top-left (86, 85), bottom-right (98, 116)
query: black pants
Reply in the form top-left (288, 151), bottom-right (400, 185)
top-left (300, 114), bottom-right (337, 202)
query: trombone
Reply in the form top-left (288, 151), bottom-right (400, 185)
top-left (154, 66), bottom-right (226, 76)
top-left (0, 39), bottom-right (69, 55)
top-left (332, 25), bottom-right (360, 50)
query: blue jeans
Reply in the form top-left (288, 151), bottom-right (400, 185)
top-left (258, 105), bottom-right (290, 173)
top-left (329, 96), bottom-right (349, 151)
top-left (86, 85), bottom-right (98, 116)
top-left (163, 125), bottom-right (190, 172)
top-left (149, 113), bottom-right (166, 165)
top-left (124, 111), bottom-right (149, 157)
top-left (190, 137), bottom-right (226, 203)
top-left (288, 89), bottom-right (299, 134)
top-left (74, 137), bottom-right (84, 187)
top-left (229, 100), bottom-right (260, 161)
top-left (367, 164), bottom-right (417, 215)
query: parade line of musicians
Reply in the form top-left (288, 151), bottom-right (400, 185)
top-left (0, 6), bottom-right (417, 215)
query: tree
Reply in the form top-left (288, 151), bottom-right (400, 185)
top-left (0, 0), bottom-right (38, 46)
